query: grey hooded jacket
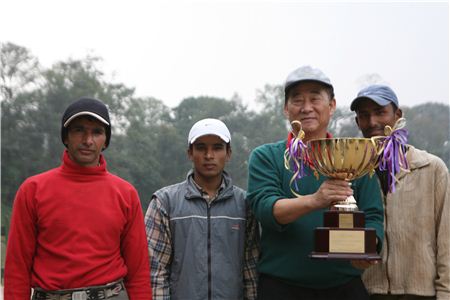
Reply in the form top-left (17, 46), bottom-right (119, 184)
top-left (154, 170), bottom-right (249, 300)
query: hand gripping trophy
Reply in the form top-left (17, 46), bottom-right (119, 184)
top-left (284, 119), bottom-right (409, 260)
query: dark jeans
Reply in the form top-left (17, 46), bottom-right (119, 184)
top-left (257, 273), bottom-right (369, 300)
top-left (371, 295), bottom-right (436, 300)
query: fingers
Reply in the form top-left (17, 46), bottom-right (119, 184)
top-left (321, 180), bottom-right (353, 196)
top-left (325, 179), bottom-right (353, 189)
top-left (314, 179), bottom-right (353, 208)
top-left (325, 180), bottom-right (353, 196)
top-left (350, 260), bottom-right (378, 270)
top-left (312, 180), bottom-right (355, 209)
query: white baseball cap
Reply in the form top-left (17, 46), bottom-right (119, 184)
top-left (188, 118), bottom-right (231, 144)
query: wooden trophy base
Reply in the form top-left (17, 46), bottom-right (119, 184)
top-left (310, 210), bottom-right (381, 261)
top-left (309, 252), bottom-right (381, 261)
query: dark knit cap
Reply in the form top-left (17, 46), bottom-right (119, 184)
top-left (61, 97), bottom-right (111, 149)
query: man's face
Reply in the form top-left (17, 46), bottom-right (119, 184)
top-left (64, 117), bottom-right (107, 167)
top-left (355, 98), bottom-right (402, 138)
top-left (284, 81), bottom-right (336, 139)
top-left (188, 135), bottom-right (231, 181)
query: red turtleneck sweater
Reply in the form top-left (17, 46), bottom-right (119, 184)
top-left (4, 151), bottom-right (152, 300)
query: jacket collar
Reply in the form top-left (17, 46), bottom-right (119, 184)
top-left (184, 169), bottom-right (234, 202)
top-left (395, 145), bottom-right (430, 180)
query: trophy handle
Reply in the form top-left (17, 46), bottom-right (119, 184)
top-left (370, 136), bottom-right (385, 156)
top-left (290, 120), bottom-right (305, 140)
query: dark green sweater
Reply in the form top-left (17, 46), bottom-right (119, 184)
top-left (246, 140), bottom-right (384, 289)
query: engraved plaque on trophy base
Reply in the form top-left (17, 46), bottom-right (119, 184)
top-left (310, 210), bottom-right (380, 261)
top-left (310, 211), bottom-right (381, 260)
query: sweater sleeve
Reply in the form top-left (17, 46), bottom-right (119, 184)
top-left (4, 181), bottom-right (37, 300)
top-left (121, 188), bottom-right (153, 300)
top-left (246, 144), bottom-right (288, 232)
top-left (354, 173), bottom-right (384, 253)
top-left (434, 160), bottom-right (450, 300)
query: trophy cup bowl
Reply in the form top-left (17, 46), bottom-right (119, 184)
top-left (307, 137), bottom-right (383, 260)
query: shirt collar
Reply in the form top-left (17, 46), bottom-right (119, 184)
top-left (192, 177), bottom-right (226, 204)
top-left (286, 131), bottom-right (333, 148)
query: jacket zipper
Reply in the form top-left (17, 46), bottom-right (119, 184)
top-left (207, 202), bottom-right (212, 300)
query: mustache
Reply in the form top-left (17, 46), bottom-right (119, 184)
top-left (78, 146), bottom-right (95, 151)
top-left (367, 125), bottom-right (385, 132)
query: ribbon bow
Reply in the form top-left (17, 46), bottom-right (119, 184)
top-left (379, 118), bottom-right (409, 193)
top-left (284, 121), bottom-right (308, 195)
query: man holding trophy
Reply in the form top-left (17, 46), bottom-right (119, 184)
top-left (351, 85), bottom-right (450, 299)
top-left (246, 65), bottom-right (384, 300)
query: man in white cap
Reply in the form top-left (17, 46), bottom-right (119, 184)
top-left (4, 97), bottom-right (152, 300)
top-left (246, 66), bottom-right (384, 299)
top-left (351, 84), bottom-right (450, 300)
top-left (145, 118), bottom-right (259, 300)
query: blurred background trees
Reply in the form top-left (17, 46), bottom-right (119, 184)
top-left (1, 41), bottom-right (449, 243)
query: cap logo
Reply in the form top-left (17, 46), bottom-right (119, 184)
top-left (188, 118), bottom-right (231, 145)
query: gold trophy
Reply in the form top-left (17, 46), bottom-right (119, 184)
top-left (307, 137), bottom-right (383, 260)
top-left (285, 119), bottom-right (408, 260)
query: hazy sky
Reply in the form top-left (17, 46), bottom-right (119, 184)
top-left (1, 0), bottom-right (448, 109)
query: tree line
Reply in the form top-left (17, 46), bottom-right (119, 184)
top-left (1, 42), bottom-right (449, 234)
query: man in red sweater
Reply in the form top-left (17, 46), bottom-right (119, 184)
top-left (4, 97), bottom-right (152, 300)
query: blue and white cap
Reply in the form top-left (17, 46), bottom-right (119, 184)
top-left (351, 84), bottom-right (399, 111)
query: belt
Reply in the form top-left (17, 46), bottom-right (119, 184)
top-left (33, 280), bottom-right (125, 300)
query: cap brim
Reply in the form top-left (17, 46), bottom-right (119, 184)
top-left (350, 96), bottom-right (392, 111)
top-left (63, 111), bottom-right (110, 127)
top-left (285, 79), bottom-right (332, 91)
top-left (189, 133), bottom-right (230, 144)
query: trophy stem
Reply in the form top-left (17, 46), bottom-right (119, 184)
top-left (307, 137), bottom-right (382, 261)
top-left (331, 195), bottom-right (359, 212)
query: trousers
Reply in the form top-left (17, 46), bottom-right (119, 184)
top-left (257, 273), bottom-right (369, 300)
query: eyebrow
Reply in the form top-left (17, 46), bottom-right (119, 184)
top-left (69, 124), bottom-right (105, 131)
top-left (309, 89), bottom-right (322, 94)
top-left (193, 142), bottom-right (225, 147)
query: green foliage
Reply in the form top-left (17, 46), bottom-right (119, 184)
top-left (2, 43), bottom-right (449, 243)
top-left (0, 42), bottom-right (42, 101)
top-left (404, 104), bottom-right (450, 166)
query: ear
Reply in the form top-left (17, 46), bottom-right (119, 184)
top-left (329, 98), bottom-right (337, 115)
top-left (394, 108), bottom-right (403, 120)
top-left (226, 148), bottom-right (232, 162)
top-left (355, 116), bottom-right (360, 128)
top-left (187, 148), bottom-right (193, 161)
top-left (283, 103), bottom-right (289, 118)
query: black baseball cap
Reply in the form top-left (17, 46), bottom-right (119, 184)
top-left (61, 97), bottom-right (111, 149)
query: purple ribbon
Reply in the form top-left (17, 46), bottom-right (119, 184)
top-left (379, 128), bottom-right (409, 193)
top-left (287, 137), bottom-right (308, 190)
